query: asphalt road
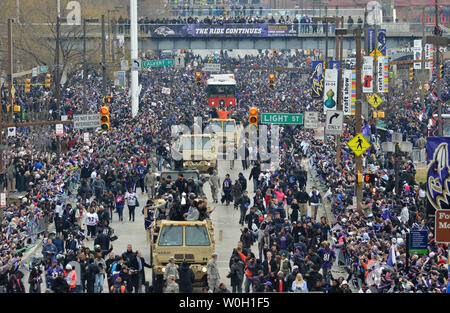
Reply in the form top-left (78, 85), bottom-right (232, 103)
top-left (21, 129), bottom-right (332, 293)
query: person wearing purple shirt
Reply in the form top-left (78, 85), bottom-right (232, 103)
top-left (317, 242), bottom-right (335, 283)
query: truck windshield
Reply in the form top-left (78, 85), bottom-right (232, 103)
top-left (180, 137), bottom-right (212, 150)
top-left (223, 121), bottom-right (236, 132)
top-left (209, 121), bottom-right (223, 133)
top-left (207, 84), bottom-right (236, 96)
top-left (185, 226), bottom-right (210, 246)
top-left (158, 226), bottom-right (183, 246)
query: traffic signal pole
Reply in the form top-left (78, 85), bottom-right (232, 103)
top-left (55, 0), bottom-right (61, 110)
top-left (102, 15), bottom-right (107, 97)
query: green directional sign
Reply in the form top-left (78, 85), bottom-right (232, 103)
top-left (261, 113), bottom-right (303, 125)
top-left (40, 66), bottom-right (49, 73)
top-left (142, 59), bottom-right (174, 68)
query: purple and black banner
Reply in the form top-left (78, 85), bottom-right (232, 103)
top-left (426, 137), bottom-right (450, 217)
top-left (149, 24), bottom-right (298, 38)
top-left (311, 60), bottom-right (324, 98)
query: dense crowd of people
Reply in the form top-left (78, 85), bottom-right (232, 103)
top-left (0, 44), bottom-right (448, 293)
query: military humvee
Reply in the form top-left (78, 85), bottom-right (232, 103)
top-left (147, 201), bottom-right (215, 293)
top-left (174, 134), bottom-right (217, 174)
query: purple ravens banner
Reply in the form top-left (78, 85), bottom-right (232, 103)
top-left (426, 137), bottom-right (450, 217)
top-left (311, 61), bottom-right (325, 98)
top-left (378, 29), bottom-right (386, 56)
top-left (149, 24), bottom-right (298, 38)
top-left (368, 29), bottom-right (375, 55)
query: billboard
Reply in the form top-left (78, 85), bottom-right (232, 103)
top-left (148, 24), bottom-right (298, 38)
top-left (426, 137), bottom-right (450, 218)
top-left (311, 61), bottom-right (325, 98)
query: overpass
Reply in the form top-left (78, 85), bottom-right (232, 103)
top-left (47, 22), bottom-right (448, 51)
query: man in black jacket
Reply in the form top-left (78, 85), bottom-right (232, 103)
top-left (262, 251), bottom-right (278, 275)
top-left (295, 187), bottom-right (309, 218)
top-left (174, 174), bottom-right (187, 194)
top-left (86, 258), bottom-right (99, 293)
top-left (238, 172), bottom-right (247, 191)
top-left (135, 250), bottom-right (152, 293)
top-left (52, 270), bottom-right (69, 293)
top-left (229, 257), bottom-right (244, 293)
top-left (237, 190), bottom-right (251, 226)
top-left (178, 261), bottom-right (195, 293)
top-left (249, 163), bottom-right (261, 192)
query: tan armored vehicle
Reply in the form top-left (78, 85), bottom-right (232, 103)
top-left (175, 134), bottom-right (217, 174)
top-left (147, 200), bottom-right (215, 292)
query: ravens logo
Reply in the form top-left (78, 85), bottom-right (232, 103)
top-left (154, 26), bottom-right (175, 37)
top-left (427, 143), bottom-right (450, 210)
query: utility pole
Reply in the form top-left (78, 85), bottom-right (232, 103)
top-left (55, 0), bottom-right (61, 110)
top-left (435, 1), bottom-right (443, 137)
top-left (102, 14), bottom-right (107, 97)
top-left (420, 7), bottom-right (425, 106)
top-left (83, 18), bottom-right (87, 114)
top-left (355, 28), bottom-right (363, 212)
top-left (107, 10), bottom-right (111, 60)
top-left (363, 8), bottom-right (368, 56)
top-left (334, 17), bottom-right (339, 61)
top-left (336, 16), bottom-right (344, 164)
top-left (312, 17), bottom-right (336, 69)
top-left (8, 19), bottom-right (14, 123)
top-left (325, 20), bottom-right (329, 68)
top-left (336, 27), bottom-right (363, 211)
top-left (372, 22), bottom-right (378, 124)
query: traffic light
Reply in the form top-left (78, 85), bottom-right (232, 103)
top-left (249, 106), bottom-right (258, 130)
top-left (102, 96), bottom-right (113, 104)
top-left (100, 106), bottom-right (110, 131)
top-left (440, 64), bottom-right (444, 78)
top-left (45, 74), bottom-right (51, 88)
top-left (373, 110), bottom-right (385, 119)
top-left (409, 67), bottom-right (413, 81)
top-left (269, 74), bottom-right (275, 88)
top-left (24, 78), bottom-right (31, 93)
top-left (363, 173), bottom-right (376, 184)
top-left (195, 72), bottom-right (201, 86)
top-left (13, 105), bottom-right (21, 113)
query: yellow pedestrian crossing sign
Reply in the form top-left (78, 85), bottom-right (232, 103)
top-left (367, 93), bottom-right (383, 108)
top-left (348, 133), bottom-right (371, 157)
